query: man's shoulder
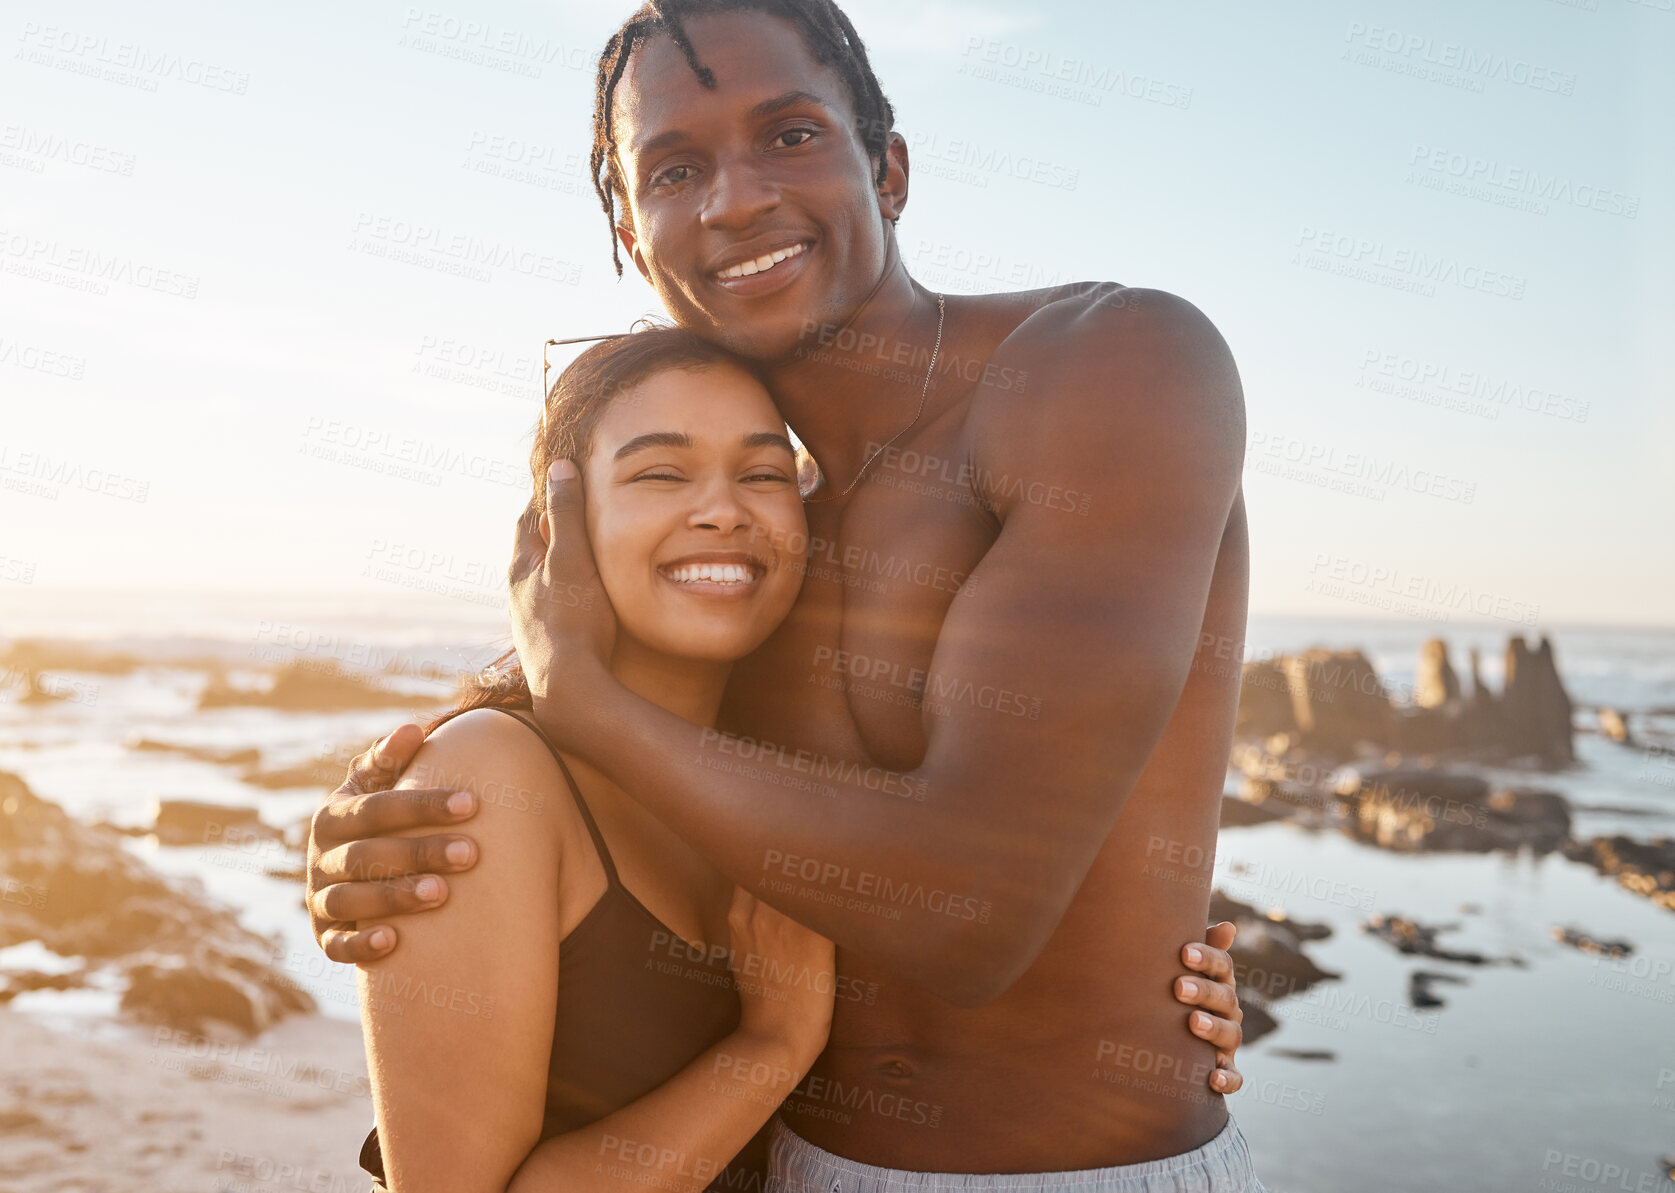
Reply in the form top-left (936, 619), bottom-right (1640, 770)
top-left (974, 282), bottom-right (1240, 431)
top-left (995, 282), bottom-right (1222, 368)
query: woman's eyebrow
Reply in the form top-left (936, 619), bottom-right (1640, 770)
top-left (614, 431), bottom-right (694, 461)
top-left (743, 432), bottom-right (796, 454)
top-left (613, 431), bottom-right (793, 461)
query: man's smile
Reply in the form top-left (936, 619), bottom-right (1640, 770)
top-left (710, 239), bottom-right (813, 296)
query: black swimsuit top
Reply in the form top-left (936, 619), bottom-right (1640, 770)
top-left (360, 705), bottom-right (742, 1187)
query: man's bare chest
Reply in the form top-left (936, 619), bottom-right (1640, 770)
top-left (724, 438), bottom-right (999, 771)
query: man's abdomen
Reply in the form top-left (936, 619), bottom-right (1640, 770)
top-left (777, 792), bottom-right (1232, 1172)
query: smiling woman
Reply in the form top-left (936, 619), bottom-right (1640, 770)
top-left (355, 325), bottom-right (825, 1192)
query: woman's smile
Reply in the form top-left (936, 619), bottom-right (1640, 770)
top-left (656, 551), bottom-right (770, 599)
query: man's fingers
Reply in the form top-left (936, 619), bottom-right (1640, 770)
top-left (1175, 974), bottom-right (1241, 1020)
top-left (1183, 938), bottom-right (1237, 986)
top-left (314, 786), bottom-right (477, 850)
top-left (320, 924), bottom-right (397, 965)
top-left (542, 459), bottom-right (589, 588)
top-left (1189, 1008), bottom-right (1243, 1054)
top-left (309, 873), bottom-right (452, 924)
top-left (348, 724), bottom-right (425, 793)
top-left (1204, 920), bottom-right (1237, 954)
top-left (509, 499), bottom-right (545, 586)
top-left (1211, 1061), bottom-right (1244, 1095)
top-left (313, 833), bottom-right (476, 889)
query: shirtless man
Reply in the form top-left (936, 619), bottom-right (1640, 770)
top-left (308, 2), bottom-right (1258, 1188)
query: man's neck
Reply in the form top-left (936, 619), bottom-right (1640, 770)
top-left (759, 253), bottom-right (950, 492)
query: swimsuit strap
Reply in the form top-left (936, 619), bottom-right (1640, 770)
top-left (475, 705), bottom-right (620, 885)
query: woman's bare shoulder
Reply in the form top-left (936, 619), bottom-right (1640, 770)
top-left (395, 707), bottom-right (583, 845)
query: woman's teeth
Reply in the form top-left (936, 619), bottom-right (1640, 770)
top-left (664, 563), bottom-right (756, 585)
top-left (718, 242), bottom-right (806, 280)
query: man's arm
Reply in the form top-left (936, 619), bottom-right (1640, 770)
top-left (532, 287), bottom-right (1246, 1006)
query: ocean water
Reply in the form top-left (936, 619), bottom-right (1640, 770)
top-left (1, 603), bottom-right (1671, 1192)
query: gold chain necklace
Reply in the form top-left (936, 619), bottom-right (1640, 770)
top-left (803, 293), bottom-right (945, 504)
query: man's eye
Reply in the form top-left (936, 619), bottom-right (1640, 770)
top-left (772, 128), bottom-right (816, 149)
top-left (650, 165), bottom-right (692, 188)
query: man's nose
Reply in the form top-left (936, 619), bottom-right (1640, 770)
top-left (700, 150), bottom-right (780, 231)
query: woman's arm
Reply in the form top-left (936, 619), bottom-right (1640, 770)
top-left (358, 711), bottom-right (833, 1193)
top-left (357, 709), bottom-right (567, 1192)
top-left (510, 889), bottom-right (832, 1193)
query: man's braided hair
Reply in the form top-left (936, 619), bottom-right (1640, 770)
top-left (590, 0), bottom-right (896, 277)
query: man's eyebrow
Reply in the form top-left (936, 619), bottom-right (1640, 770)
top-left (747, 90), bottom-right (832, 122)
top-left (631, 91), bottom-right (835, 159)
top-left (614, 431), bottom-right (694, 460)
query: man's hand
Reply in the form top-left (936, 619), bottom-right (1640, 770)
top-left (507, 461), bottom-right (616, 740)
top-left (306, 724), bottom-right (480, 963)
top-left (1174, 921), bottom-right (1244, 1094)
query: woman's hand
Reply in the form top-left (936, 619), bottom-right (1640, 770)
top-left (508, 463), bottom-right (618, 744)
top-left (725, 888), bottom-right (835, 1064)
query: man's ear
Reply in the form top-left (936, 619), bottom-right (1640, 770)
top-left (615, 220), bottom-right (653, 285)
top-left (875, 130), bottom-right (910, 224)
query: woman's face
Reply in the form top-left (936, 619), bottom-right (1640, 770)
top-left (579, 362), bottom-right (808, 663)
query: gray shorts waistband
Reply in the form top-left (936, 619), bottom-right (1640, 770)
top-left (765, 1113), bottom-right (1264, 1193)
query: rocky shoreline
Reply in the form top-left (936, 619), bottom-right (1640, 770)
top-left (0, 771), bottom-right (313, 1037)
top-left (1213, 632), bottom-right (1675, 1049)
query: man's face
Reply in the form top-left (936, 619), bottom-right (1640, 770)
top-left (610, 12), bottom-right (901, 363)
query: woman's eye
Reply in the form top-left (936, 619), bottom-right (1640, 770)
top-left (634, 471), bottom-right (684, 483)
top-left (744, 471), bottom-right (792, 484)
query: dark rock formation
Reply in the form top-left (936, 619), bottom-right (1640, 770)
top-left (0, 770), bottom-right (313, 1035)
top-left (1235, 660), bottom-right (1297, 738)
top-left (1268, 1048), bottom-right (1336, 1061)
top-left (1219, 795), bottom-right (1288, 829)
top-left (1229, 737), bottom-right (1352, 818)
top-left (0, 640), bottom-right (145, 675)
top-left (1462, 646), bottom-right (1504, 751)
top-left (1501, 636), bottom-right (1575, 766)
top-left (1232, 635), bottom-right (1581, 773)
top-left (1390, 701), bottom-right (1472, 757)
top-left (1409, 969), bottom-right (1467, 1009)
top-left (0, 968), bottom-right (87, 1004)
top-left (128, 738), bottom-right (261, 767)
top-left (240, 748), bottom-right (356, 792)
top-left (1212, 891), bottom-right (1340, 998)
top-left (1561, 836), bottom-right (1675, 912)
top-left (198, 661), bottom-right (414, 712)
top-left (1279, 650), bottom-right (1394, 756)
top-left (1550, 925), bottom-right (1632, 958)
top-left (1207, 891), bottom-right (1338, 1037)
top-left (1332, 768), bottom-right (1570, 854)
top-left (1363, 915), bottom-right (1490, 964)
top-left (144, 799), bottom-right (283, 848)
top-left (122, 951), bottom-right (310, 1036)
top-left (1414, 639), bottom-right (1460, 709)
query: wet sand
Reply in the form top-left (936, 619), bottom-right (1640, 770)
top-left (0, 1007), bottom-right (374, 1193)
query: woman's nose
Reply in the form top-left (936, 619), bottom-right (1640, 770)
top-left (688, 479), bottom-right (751, 533)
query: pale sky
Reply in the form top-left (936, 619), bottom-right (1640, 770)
top-left (2, 0), bottom-right (1670, 634)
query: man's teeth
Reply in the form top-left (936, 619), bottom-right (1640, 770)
top-left (665, 563), bottom-right (756, 585)
top-left (718, 242), bottom-right (806, 280)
